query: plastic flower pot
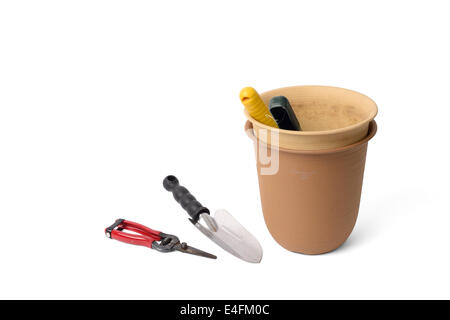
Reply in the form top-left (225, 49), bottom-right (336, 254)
top-left (244, 86), bottom-right (377, 254)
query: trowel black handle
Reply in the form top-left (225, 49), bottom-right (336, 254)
top-left (163, 175), bottom-right (210, 222)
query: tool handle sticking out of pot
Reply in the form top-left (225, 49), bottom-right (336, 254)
top-left (163, 175), bottom-right (263, 263)
top-left (269, 96), bottom-right (301, 131)
top-left (240, 87), bottom-right (278, 128)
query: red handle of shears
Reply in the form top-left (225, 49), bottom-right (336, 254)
top-left (105, 219), bottom-right (161, 248)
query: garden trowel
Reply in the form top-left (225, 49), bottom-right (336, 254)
top-left (163, 175), bottom-right (263, 263)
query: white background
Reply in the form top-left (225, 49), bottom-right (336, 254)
top-left (1, 1), bottom-right (449, 299)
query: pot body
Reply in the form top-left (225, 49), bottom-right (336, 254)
top-left (247, 120), bottom-right (377, 254)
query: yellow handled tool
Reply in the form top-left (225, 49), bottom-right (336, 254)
top-left (240, 87), bottom-right (278, 128)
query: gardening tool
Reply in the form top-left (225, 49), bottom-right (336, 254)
top-left (163, 175), bottom-right (263, 263)
top-left (269, 96), bottom-right (301, 131)
top-left (240, 87), bottom-right (278, 128)
top-left (105, 219), bottom-right (217, 259)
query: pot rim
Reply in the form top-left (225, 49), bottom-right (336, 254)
top-left (245, 85), bottom-right (378, 136)
top-left (245, 120), bottom-right (377, 155)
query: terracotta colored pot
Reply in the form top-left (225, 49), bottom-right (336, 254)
top-left (245, 120), bottom-right (377, 254)
top-left (244, 85), bottom-right (378, 150)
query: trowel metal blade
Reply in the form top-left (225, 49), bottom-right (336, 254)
top-left (194, 210), bottom-right (263, 263)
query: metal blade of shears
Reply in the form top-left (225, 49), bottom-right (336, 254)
top-left (173, 242), bottom-right (217, 259)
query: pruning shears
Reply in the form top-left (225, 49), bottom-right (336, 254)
top-left (105, 219), bottom-right (217, 259)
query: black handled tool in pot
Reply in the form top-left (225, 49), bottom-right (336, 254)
top-left (269, 96), bottom-right (301, 131)
top-left (163, 175), bottom-right (263, 263)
